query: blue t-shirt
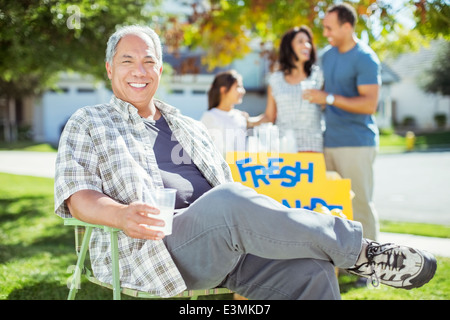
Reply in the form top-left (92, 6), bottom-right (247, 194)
top-left (322, 41), bottom-right (381, 147)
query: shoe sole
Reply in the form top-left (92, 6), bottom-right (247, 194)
top-left (402, 249), bottom-right (437, 290)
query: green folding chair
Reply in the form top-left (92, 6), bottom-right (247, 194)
top-left (64, 218), bottom-right (234, 300)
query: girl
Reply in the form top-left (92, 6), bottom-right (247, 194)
top-left (201, 70), bottom-right (248, 156)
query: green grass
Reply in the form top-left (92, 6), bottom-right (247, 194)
top-left (379, 130), bottom-right (408, 147)
top-left (1, 130), bottom-right (449, 154)
top-left (380, 220), bottom-right (450, 239)
top-left (0, 172), bottom-right (449, 300)
top-left (379, 129), bottom-right (450, 153)
top-left (339, 258), bottom-right (450, 300)
top-left (0, 142), bottom-right (57, 152)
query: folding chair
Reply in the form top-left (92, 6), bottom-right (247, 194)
top-left (64, 218), bottom-right (234, 300)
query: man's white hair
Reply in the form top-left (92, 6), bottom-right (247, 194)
top-left (105, 25), bottom-right (163, 66)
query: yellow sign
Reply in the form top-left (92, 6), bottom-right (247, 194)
top-left (226, 152), bottom-right (353, 220)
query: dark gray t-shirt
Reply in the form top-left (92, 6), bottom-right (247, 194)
top-left (143, 116), bottom-right (213, 209)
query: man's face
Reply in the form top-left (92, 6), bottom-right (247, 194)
top-left (106, 34), bottom-right (162, 109)
top-left (322, 11), bottom-right (346, 48)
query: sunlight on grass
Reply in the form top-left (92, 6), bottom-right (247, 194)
top-left (0, 142), bottom-right (57, 152)
top-left (1, 172), bottom-right (449, 300)
top-left (381, 220), bottom-right (450, 238)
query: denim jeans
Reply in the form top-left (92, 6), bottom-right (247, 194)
top-left (163, 182), bottom-right (363, 300)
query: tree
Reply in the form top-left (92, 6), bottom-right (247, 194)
top-left (420, 41), bottom-right (450, 97)
top-left (0, 0), bottom-right (161, 141)
top-left (1, 0), bottom-right (448, 141)
top-left (0, 0), bottom-right (165, 91)
top-left (171, 0), bottom-right (450, 70)
top-left (413, 0), bottom-right (450, 40)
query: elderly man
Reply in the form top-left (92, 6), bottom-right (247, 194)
top-left (55, 25), bottom-right (436, 300)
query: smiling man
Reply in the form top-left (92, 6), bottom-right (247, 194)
top-left (54, 25), bottom-right (436, 299)
top-left (105, 31), bottom-right (162, 119)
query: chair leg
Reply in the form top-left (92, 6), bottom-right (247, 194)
top-left (68, 226), bottom-right (93, 300)
top-left (110, 229), bottom-right (121, 300)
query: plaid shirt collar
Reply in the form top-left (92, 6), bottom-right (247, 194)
top-left (110, 95), bottom-right (178, 122)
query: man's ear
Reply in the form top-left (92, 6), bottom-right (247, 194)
top-left (343, 22), bottom-right (354, 34)
top-left (159, 65), bottom-right (163, 75)
top-left (105, 62), bottom-right (112, 80)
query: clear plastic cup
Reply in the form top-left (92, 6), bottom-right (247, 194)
top-left (148, 188), bottom-right (176, 236)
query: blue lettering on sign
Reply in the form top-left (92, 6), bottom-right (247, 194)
top-left (236, 157), bottom-right (314, 188)
top-left (282, 198), bottom-right (343, 211)
top-left (282, 199), bottom-right (302, 208)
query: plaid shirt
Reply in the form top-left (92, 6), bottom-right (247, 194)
top-left (54, 95), bottom-right (233, 297)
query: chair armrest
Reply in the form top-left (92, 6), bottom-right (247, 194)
top-left (63, 217), bottom-right (120, 232)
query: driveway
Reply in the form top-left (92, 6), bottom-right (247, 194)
top-left (0, 150), bottom-right (56, 178)
top-left (374, 151), bottom-right (450, 225)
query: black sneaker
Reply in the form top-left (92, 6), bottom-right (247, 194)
top-left (347, 240), bottom-right (437, 290)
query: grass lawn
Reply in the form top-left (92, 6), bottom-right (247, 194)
top-left (0, 172), bottom-right (449, 300)
top-left (0, 142), bottom-right (57, 152)
top-left (1, 130), bottom-right (450, 154)
top-left (379, 129), bottom-right (450, 153)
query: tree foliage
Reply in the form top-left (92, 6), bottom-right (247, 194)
top-left (413, 0), bottom-right (450, 40)
top-left (0, 0), bottom-right (449, 97)
top-left (420, 41), bottom-right (450, 96)
top-left (176, 0), bottom-right (450, 70)
top-left (0, 0), bottom-right (160, 98)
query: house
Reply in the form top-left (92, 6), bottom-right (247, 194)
top-left (376, 63), bottom-right (401, 129)
top-left (32, 43), bottom-right (403, 146)
top-left (32, 47), bottom-right (269, 146)
top-left (385, 40), bottom-right (450, 130)
top-left (32, 72), bottom-right (112, 146)
top-left (159, 47), bottom-right (268, 120)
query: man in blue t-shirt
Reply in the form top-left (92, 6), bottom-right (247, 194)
top-left (303, 3), bottom-right (381, 240)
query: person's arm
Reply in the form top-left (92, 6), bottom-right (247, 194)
top-left (247, 86), bottom-right (278, 127)
top-left (303, 83), bottom-right (379, 115)
top-left (331, 84), bottom-right (379, 114)
top-left (67, 189), bottom-right (165, 241)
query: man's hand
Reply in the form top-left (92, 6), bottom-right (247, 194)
top-left (302, 89), bottom-right (327, 105)
top-left (118, 202), bottom-right (166, 240)
top-left (303, 83), bottom-right (379, 115)
top-left (67, 190), bottom-right (167, 241)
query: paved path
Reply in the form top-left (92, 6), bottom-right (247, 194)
top-left (379, 232), bottom-right (450, 258)
top-left (374, 151), bottom-right (450, 225)
top-left (0, 150), bottom-right (56, 178)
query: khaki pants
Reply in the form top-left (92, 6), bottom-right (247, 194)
top-left (324, 146), bottom-right (379, 240)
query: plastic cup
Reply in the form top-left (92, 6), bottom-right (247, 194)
top-left (301, 80), bottom-right (316, 90)
top-left (148, 188), bottom-right (176, 236)
top-left (301, 80), bottom-right (316, 102)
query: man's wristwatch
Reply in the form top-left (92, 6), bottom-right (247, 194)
top-left (326, 94), bottom-right (335, 105)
